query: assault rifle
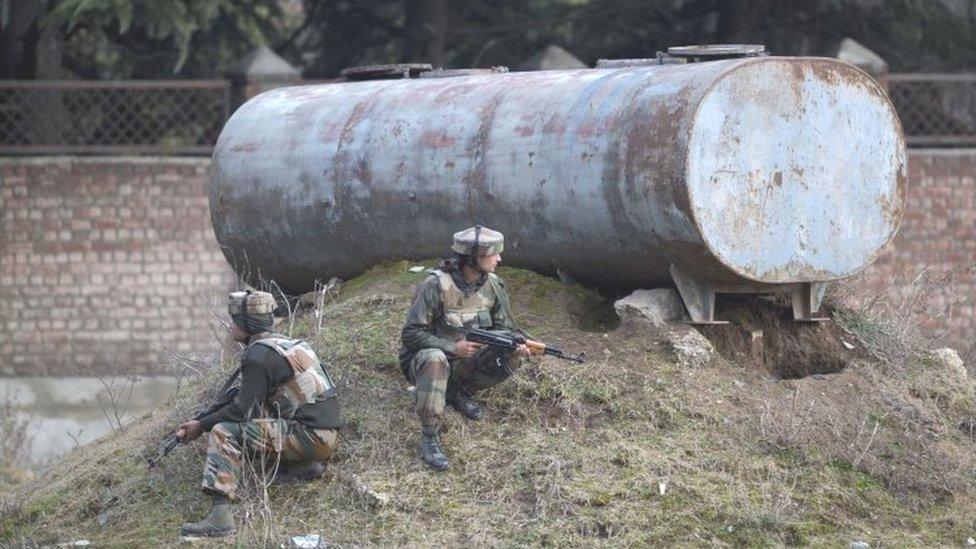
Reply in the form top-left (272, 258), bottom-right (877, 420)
top-left (466, 329), bottom-right (585, 364)
top-left (147, 367), bottom-right (241, 468)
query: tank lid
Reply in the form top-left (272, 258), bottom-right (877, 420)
top-left (340, 63), bottom-right (433, 80)
top-left (666, 44), bottom-right (766, 62)
top-left (419, 67), bottom-right (509, 79)
top-left (596, 54), bottom-right (686, 68)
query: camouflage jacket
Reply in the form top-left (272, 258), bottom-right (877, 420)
top-left (399, 269), bottom-right (517, 372)
top-left (199, 333), bottom-right (344, 431)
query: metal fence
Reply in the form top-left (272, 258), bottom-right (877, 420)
top-left (0, 74), bottom-right (974, 153)
top-left (888, 74), bottom-right (976, 146)
top-left (0, 80), bottom-right (229, 155)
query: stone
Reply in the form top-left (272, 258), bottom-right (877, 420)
top-left (914, 347), bottom-right (971, 405)
top-left (666, 326), bottom-right (714, 368)
top-left (350, 474), bottom-right (391, 508)
top-left (930, 348), bottom-right (966, 379)
top-left (408, 266), bottom-right (425, 273)
top-left (833, 37), bottom-right (888, 75)
top-left (849, 542), bottom-right (870, 549)
top-left (227, 46), bottom-right (301, 82)
top-left (517, 45), bottom-right (587, 71)
top-left (614, 288), bottom-right (685, 329)
top-left (965, 538), bottom-right (976, 547)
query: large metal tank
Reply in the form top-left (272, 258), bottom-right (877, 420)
top-left (210, 53), bottom-right (907, 321)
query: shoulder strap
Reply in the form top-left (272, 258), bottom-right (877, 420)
top-left (250, 335), bottom-right (301, 355)
top-left (432, 269), bottom-right (456, 299)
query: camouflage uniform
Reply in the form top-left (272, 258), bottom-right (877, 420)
top-left (203, 417), bottom-right (338, 499)
top-left (197, 292), bottom-right (344, 501)
top-left (399, 227), bottom-right (522, 432)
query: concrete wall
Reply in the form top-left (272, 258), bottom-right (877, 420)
top-left (0, 151), bottom-right (973, 375)
top-left (0, 157), bottom-right (235, 375)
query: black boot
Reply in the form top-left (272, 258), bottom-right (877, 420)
top-left (447, 387), bottom-right (484, 421)
top-left (272, 460), bottom-right (326, 484)
top-left (420, 425), bottom-right (449, 471)
top-left (180, 494), bottom-right (235, 537)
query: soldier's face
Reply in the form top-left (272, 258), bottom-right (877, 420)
top-left (477, 253), bottom-right (501, 273)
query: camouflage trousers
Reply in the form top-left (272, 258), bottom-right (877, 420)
top-left (201, 419), bottom-right (338, 500)
top-left (406, 346), bottom-right (521, 428)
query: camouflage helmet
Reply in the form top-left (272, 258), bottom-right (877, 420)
top-left (228, 290), bottom-right (277, 334)
top-left (452, 225), bottom-right (504, 256)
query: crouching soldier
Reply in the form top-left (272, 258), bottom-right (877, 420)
top-left (399, 226), bottom-right (531, 471)
top-left (176, 290), bottom-right (343, 537)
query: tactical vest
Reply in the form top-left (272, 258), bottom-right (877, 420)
top-left (430, 269), bottom-right (500, 343)
top-left (250, 336), bottom-right (338, 419)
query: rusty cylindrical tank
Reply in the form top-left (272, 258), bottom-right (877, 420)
top-left (210, 55), bottom-right (907, 320)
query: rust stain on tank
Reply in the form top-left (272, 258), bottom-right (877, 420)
top-left (577, 121), bottom-right (609, 138)
top-left (317, 122), bottom-right (343, 144)
top-left (542, 116), bottom-right (567, 135)
top-left (421, 131), bottom-right (457, 149)
top-left (231, 142), bottom-right (261, 152)
top-left (355, 158), bottom-right (372, 186)
top-left (462, 94), bottom-right (502, 209)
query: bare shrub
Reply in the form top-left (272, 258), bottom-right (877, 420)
top-left (236, 447), bottom-right (284, 546)
top-left (759, 389), bottom-right (883, 470)
top-left (95, 374), bottom-right (138, 432)
top-left (758, 389), bottom-right (815, 451)
top-left (828, 268), bottom-right (955, 370)
top-left (0, 390), bottom-right (32, 468)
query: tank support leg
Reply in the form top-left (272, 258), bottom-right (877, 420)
top-left (669, 264), bottom-right (729, 325)
top-left (790, 282), bottom-right (829, 322)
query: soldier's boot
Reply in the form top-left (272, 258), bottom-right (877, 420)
top-left (180, 494), bottom-right (235, 537)
top-left (446, 386), bottom-right (484, 421)
top-left (420, 425), bottom-right (449, 471)
top-left (272, 460), bottom-right (326, 485)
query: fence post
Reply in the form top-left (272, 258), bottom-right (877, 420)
top-left (226, 46), bottom-right (302, 110)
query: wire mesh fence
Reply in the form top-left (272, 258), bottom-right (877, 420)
top-left (0, 80), bottom-right (230, 155)
top-left (888, 74), bottom-right (976, 146)
top-left (0, 74), bottom-right (973, 153)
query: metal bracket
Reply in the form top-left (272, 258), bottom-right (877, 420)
top-left (669, 263), bottom-right (728, 325)
top-left (790, 282), bottom-right (829, 322)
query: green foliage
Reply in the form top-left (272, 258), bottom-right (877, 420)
top-left (5, 0), bottom-right (976, 79)
top-left (35, 0), bottom-right (289, 77)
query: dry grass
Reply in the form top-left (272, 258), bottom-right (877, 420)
top-left (828, 267), bottom-right (968, 371)
top-left (3, 261), bottom-right (976, 547)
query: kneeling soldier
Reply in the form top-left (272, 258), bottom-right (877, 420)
top-left (177, 291), bottom-right (343, 537)
top-left (399, 226), bottom-right (530, 471)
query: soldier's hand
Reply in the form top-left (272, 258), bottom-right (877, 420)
top-left (454, 340), bottom-right (484, 359)
top-left (515, 344), bottom-right (532, 358)
top-left (177, 420), bottom-right (203, 442)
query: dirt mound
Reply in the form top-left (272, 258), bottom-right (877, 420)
top-left (3, 263), bottom-right (976, 547)
top-left (699, 296), bottom-right (857, 379)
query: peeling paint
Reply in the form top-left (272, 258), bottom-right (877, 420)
top-left (210, 57), bottom-right (907, 293)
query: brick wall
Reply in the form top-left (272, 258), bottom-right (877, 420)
top-left (0, 152), bottom-right (972, 375)
top-left (0, 157), bottom-right (235, 376)
top-left (858, 149), bottom-right (976, 360)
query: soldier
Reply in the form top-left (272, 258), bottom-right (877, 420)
top-left (176, 290), bottom-right (343, 537)
top-left (399, 226), bottom-right (531, 471)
